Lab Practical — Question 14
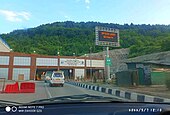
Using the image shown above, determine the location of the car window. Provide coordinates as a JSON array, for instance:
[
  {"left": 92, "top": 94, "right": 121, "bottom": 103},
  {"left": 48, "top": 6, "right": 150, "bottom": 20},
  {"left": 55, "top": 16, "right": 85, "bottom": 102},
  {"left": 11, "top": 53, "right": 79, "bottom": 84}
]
[{"left": 53, "top": 73, "right": 63, "bottom": 78}]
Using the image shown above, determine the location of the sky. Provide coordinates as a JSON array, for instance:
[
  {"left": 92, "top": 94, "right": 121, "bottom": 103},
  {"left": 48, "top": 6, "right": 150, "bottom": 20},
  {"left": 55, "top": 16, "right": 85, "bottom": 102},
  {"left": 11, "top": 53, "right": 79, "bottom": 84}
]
[{"left": 0, "top": 0, "right": 170, "bottom": 34}]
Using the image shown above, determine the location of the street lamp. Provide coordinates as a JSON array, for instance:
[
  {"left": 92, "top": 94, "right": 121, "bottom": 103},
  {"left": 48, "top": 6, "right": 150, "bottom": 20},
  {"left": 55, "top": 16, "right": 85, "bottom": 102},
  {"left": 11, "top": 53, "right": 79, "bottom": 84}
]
[
  {"left": 103, "top": 46, "right": 107, "bottom": 83},
  {"left": 57, "top": 51, "right": 60, "bottom": 71},
  {"left": 90, "top": 47, "right": 92, "bottom": 82},
  {"left": 73, "top": 53, "right": 76, "bottom": 67},
  {"left": 73, "top": 53, "right": 76, "bottom": 80},
  {"left": 73, "top": 53, "right": 75, "bottom": 56},
  {"left": 73, "top": 53, "right": 76, "bottom": 66},
  {"left": 33, "top": 50, "right": 36, "bottom": 53}
]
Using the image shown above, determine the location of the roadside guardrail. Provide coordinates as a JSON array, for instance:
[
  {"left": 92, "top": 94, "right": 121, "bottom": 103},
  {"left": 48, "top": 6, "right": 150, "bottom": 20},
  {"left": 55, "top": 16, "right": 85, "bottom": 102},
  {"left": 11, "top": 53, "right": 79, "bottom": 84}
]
[{"left": 67, "top": 81, "right": 170, "bottom": 103}]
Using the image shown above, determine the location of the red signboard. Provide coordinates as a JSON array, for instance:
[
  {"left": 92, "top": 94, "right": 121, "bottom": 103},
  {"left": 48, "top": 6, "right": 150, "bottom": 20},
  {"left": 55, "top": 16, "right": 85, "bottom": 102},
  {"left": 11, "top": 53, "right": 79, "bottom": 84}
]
[{"left": 99, "top": 31, "right": 118, "bottom": 42}]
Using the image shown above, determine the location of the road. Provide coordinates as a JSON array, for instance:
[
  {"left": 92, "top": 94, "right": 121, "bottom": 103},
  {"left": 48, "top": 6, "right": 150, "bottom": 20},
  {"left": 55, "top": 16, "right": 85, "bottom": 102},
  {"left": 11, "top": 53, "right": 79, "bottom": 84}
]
[{"left": 0, "top": 81, "right": 126, "bottom": 104}]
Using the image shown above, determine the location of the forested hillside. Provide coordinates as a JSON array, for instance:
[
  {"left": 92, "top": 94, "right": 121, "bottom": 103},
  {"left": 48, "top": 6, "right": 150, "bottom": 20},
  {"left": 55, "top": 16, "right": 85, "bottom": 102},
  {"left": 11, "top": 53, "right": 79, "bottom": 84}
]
[{"left": 1, "top": 21, "right": 170, "bottom": 57}]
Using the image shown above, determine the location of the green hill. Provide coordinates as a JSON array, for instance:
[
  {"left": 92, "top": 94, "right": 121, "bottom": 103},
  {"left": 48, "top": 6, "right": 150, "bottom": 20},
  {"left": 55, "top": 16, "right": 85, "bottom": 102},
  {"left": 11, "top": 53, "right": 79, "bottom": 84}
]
[{"left": 1, "top": 21, "right": 170, "bottom": 57}]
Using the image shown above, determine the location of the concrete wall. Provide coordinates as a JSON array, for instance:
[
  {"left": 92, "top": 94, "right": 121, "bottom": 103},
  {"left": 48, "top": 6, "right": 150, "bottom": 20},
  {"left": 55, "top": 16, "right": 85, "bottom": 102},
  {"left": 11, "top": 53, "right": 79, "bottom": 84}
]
[{"left": 13, "top": 68, "right": 30, "bottom": 80}]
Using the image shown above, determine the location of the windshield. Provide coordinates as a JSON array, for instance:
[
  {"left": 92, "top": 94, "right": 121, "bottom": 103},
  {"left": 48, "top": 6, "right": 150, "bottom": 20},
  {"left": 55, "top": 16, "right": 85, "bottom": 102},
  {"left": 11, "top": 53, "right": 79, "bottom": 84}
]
[
  {"left": 53, "top": 73, "right": 63, "bottom": 78},
  {"left": 0, "top": 0, "right": 170, "bottom": 111}
]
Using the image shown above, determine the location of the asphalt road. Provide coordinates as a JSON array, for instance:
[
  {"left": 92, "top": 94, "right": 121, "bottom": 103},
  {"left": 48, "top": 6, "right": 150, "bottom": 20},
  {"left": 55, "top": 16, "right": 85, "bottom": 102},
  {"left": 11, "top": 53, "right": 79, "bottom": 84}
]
[{"left": 0, "top": 81, "right": 126, "bottom": 104}]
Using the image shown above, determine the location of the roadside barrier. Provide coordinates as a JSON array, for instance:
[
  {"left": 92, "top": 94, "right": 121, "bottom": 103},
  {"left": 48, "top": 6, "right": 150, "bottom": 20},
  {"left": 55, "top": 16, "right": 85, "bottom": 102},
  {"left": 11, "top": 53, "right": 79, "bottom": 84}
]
[
  {"left": 67, "top": 81, "right": 170, "bottom": 103},
  {"left": 3, "top": 81, "right": 35, "bottom": 93},
  {"left": 4, "top": 82, "right": 19, "bottom": 93},
  {"left": 20, "top": 82, "right": 35, "bottom": 93}
]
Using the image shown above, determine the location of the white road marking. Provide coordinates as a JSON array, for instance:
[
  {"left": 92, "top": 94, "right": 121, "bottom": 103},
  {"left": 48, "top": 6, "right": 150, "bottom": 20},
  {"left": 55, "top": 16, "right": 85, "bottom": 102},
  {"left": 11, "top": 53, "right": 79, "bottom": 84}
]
[{"left": 44, "top": 83, "right": 52, "bottom": 98}]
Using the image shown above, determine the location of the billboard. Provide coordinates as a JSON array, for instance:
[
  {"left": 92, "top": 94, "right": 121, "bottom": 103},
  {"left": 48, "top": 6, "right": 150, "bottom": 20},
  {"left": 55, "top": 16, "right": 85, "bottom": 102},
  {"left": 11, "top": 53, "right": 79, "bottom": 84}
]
[{"left": 95, "top": 26, "right": 120, "bottom": 47}]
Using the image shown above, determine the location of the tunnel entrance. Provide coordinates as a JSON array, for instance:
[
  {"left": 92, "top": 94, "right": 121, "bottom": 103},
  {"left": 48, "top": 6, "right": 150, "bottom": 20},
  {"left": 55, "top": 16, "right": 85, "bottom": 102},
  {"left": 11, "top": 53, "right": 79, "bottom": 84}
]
[
  {"left": 35, "top": 68, "right": 58, "bottom": 80},
  {"left": 60, "top": 69, "right": 74, "bottom": 80},
  {"left": 35, "top": 68, "right": 74, "bottom": 80}
]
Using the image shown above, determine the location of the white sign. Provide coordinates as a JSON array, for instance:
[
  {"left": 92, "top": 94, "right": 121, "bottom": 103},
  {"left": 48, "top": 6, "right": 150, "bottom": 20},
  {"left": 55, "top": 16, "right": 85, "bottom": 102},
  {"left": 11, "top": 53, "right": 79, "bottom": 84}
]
[{"left": 60, "top": 58, "right": 85, "bottom": 67}]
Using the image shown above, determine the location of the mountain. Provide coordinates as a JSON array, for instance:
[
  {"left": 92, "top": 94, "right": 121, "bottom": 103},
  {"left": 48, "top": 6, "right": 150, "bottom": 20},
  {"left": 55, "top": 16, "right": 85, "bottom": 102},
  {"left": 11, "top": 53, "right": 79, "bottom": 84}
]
[{"left": 1, "top": 21, "right": 170, "bottom": 57}]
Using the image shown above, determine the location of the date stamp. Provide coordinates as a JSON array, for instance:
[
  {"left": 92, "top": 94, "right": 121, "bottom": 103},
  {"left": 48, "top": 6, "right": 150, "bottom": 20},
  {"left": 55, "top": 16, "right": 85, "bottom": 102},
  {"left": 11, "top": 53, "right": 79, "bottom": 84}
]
[{"left": 128, "top": 108, "right": 162, "bottom": 113}]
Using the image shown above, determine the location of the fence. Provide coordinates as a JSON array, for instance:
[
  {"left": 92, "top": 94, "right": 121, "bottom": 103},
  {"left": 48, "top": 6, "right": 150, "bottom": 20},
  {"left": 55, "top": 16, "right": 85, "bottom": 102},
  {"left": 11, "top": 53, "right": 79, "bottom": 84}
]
[{"left": 151, "top": 72, "right": 170, "bottom": 85}]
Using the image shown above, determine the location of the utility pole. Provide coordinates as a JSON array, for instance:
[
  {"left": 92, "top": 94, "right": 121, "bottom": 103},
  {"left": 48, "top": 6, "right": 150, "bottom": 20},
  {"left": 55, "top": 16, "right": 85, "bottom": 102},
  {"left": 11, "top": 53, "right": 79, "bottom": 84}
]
[
  {"left": 95, "top": 26, "right": 119, "bottom": 83},
  {"left": 106, "top": 46, "right": 110, "bottom": 81}
]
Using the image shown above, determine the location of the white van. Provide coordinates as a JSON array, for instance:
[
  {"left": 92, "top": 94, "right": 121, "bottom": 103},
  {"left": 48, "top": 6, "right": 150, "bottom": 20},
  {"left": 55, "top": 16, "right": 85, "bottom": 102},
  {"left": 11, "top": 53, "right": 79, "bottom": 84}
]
[{"left": 49, "top": 71, "right": 65, "bottom": 87}]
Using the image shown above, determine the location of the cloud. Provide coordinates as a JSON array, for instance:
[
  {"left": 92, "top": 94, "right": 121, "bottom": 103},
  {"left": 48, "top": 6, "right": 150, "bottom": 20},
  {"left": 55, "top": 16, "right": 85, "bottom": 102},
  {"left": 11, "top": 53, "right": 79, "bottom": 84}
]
[
  {"left": 64, "top": 15, "right": 70, "bottom": 20},
  {"left": 75, "top": 0, "right": 81, "bottom": 2},
  {"left": 0, "top": 10, "right": 31, "bottom": 22},
  {"left": 85, "top": 0, "right": 91, "bottom": 9},
  {"left": 85, "top": 0, "right": 90, "bottom": 4},
  {"left": 86, "top": 6, "right": 90, "bottom": 9},
  {"left": 76, "top": 0, "right": 91, "bottom": 9}
]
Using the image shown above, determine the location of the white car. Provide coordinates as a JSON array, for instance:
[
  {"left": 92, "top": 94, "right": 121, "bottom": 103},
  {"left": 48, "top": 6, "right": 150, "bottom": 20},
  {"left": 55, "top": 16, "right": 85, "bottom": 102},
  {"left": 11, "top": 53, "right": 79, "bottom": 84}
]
[{"left": 49, "top": 71, "right": 65, "bottom": 87}]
